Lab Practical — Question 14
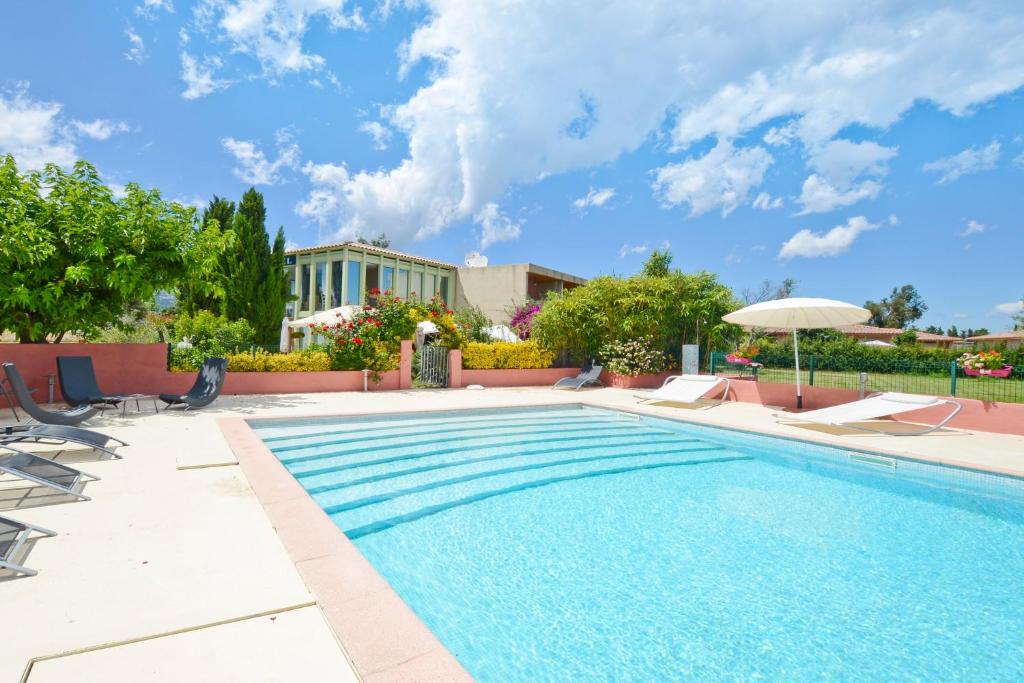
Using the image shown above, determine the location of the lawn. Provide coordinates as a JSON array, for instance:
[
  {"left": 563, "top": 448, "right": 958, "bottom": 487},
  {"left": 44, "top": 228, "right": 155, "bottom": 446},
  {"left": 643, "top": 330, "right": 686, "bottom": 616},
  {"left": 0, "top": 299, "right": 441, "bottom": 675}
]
[{"left": 723, "top": 367, "right": 1024, "bottom": 404}]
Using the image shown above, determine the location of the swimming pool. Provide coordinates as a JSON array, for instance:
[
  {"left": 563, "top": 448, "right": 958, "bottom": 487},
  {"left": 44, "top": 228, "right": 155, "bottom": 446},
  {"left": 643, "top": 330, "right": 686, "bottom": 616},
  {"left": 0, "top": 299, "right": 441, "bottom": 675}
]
[{"left": 252, "top": 405, "right": 1024, "bottom": 681}]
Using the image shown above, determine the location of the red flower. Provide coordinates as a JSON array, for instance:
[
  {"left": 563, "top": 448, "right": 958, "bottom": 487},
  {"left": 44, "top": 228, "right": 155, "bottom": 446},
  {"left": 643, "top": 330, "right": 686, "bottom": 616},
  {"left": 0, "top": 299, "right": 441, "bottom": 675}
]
[
  {"left": 446, "top": 309, "right": 453, "bottom": 315},
  {"left": 370, "top": 288, "right": 381, "bottom": 295},
  {"left": 374, "top": 320, "right": 381, "bottom": 327},
  {"left": 430, "top": 311, "right": 438, "bottom": 317},
  {"left": 354, "top": 337, "right": 363, "bottom": 345},
  {"left": 308, "top": 323, "right": 315, "bottom": 328},
  {"left": 347, "top": 322, "right": 354, "bottom": 329},
  {"left": 363, "top": 305, "right": 372, "bottom": 311}
]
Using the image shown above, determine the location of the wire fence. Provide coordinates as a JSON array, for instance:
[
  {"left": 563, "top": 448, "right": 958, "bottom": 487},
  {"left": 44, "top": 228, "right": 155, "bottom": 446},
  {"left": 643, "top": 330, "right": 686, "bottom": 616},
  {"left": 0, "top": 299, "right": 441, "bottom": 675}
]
[{"left": 710, "top": 352, "right": 1024, "bottom": 404}]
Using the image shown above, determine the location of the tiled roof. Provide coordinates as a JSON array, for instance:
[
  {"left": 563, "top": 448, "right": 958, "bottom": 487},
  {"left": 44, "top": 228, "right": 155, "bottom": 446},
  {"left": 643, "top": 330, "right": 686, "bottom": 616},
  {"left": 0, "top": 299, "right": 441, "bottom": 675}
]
[
  {"left": 285, "top": 241, "right": 457, "bottom": 269},
  {"left": 759, "top": 324, "right": 959, "bottom": 341},
  {"left": 967, "top": 330, "right": 1024, "bottom": 342}
]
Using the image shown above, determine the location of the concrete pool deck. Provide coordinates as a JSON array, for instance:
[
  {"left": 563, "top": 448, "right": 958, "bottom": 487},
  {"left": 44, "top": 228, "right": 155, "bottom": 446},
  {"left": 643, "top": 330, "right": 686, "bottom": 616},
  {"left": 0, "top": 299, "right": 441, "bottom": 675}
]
[{"left": 3, "top": 387, "right": 1024, "bottom": 681}]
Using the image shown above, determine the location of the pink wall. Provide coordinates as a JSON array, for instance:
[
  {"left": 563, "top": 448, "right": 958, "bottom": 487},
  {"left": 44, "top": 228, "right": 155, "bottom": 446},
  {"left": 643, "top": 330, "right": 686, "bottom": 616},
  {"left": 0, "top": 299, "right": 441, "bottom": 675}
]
[
  {"left": 448, "top": 349, "right": 580, "bottom": 388},
  {"left": 600, "top": 370, "right": 675, "bottom": 389},
  {"left": 0, "top": 342, "right": 412, "bottom": 398}
]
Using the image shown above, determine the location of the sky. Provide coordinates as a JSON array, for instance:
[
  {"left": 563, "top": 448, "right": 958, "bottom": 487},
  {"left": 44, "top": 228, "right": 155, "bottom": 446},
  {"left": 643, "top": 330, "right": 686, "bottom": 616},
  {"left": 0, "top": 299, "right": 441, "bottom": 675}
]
[{"left": 1, "top": 0, "right": 1022, "bottom": 332}]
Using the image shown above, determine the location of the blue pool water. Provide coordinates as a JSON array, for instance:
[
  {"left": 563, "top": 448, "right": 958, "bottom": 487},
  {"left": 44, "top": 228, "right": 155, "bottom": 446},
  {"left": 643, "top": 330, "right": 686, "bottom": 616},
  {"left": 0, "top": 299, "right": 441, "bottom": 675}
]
[{"left": 252, "top": 406, "right": 1024, "bottom": 681}]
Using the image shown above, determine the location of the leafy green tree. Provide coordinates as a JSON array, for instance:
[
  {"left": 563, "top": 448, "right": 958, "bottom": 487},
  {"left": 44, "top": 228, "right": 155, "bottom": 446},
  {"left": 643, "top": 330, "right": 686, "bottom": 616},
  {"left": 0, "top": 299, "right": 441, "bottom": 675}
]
[
  {"left": 178, "top": 196, "right": 235, "bottom": 314},
  {"left": 946, "top": 325, "right": 960, "bottom": 338},
  {"left": 1014, "top": 296, "right": 1024, "bottom": 331},
  {"left": 222, "top": 188, "right": 287, "bottom": 344},
  {"left": 922, "top": 325, "right": 944, "bottom": 335},
  {"left": 641, "top": 248, "right": 672, "bottom": 278},
  {"left": 865, "top": 285, "right": 928, "bottom": 328},
  {"left": 0, "top": 155, "right": 229, "bottom": 342},
  {"left": 357, "top": 233, "right": 391, "bottom": 248},
  {"left": 892, "top": 329, "right": 918, "bottom": 346},
  {"left": 742, "top": 278, "right": 797, "bottom": 304}
]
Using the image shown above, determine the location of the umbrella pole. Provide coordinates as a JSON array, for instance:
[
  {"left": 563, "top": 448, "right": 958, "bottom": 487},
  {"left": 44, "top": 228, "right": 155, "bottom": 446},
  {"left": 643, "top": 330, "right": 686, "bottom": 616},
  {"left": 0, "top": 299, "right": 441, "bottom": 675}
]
[{"left": 793, "top": 327, "right": 803, "bottom": 410}]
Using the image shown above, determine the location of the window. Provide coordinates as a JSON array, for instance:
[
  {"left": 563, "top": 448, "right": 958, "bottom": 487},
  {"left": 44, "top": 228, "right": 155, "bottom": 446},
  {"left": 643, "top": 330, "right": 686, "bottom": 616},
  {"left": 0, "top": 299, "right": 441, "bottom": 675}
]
[
  {"left": 382, "top": 266, "right": 394, "bottom": 294},
  {"left": 285, "top": 270, "right": 296, "bottom": 317},
  {"left": 315, "top": 262, "right": 326, "bottom": 311},
  {"left": 366, "top": 263, "right": 380, "bottom": 298},
  {"left": 412, "top": 271, "right": 424, "bottom": 301},
  {"left": 300, "top": 264, "right": 311, "bottom": 312},
  {"left": 331, "top": 261, "right": 343, "bottom": 307},
  {"left": 397, "top": 268, "right": 409, "bottom": 298},
  {"left": 425, "top": 273, "right": 436, "bottom": 301},
  {"left": 345, "top": 260, "right": 361, "bottom": 305},
  {"left": 439, "top": 274, "right": 449, "bottom": 304}
]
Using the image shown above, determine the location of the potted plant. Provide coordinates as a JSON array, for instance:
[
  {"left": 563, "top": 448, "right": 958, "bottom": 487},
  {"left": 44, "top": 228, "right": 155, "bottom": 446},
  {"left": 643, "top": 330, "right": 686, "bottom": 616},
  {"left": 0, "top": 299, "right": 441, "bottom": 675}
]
[
  {"left": 599, "top": 337, "right": 671, "bottom": 388},
  {"left": 958, "top": 350, "right": 1013, "bottom": 378},
  {"left": 726, "top": 344, "right": 759, "bottom": 365}
]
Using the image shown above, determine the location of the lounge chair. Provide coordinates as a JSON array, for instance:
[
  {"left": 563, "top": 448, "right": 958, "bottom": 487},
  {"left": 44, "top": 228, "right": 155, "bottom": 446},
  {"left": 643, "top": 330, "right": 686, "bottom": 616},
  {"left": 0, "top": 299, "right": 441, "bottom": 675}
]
[
  {"left": 56, "top": 356, "right": 132, "bottom": 413},
  {"left": 159, "top": 357, "right": 227, "bottom": 410},
  {"left": 2, "top": 363, "right": 98, "bottom": 426},
  {"left": 776, "top": 392, "right": 962, "bottom": 436},
  {"left": 1, "top": 514, "right": 56, "bottom": 576},
  {"left": 0, "top": 446, "right": 98, "bottom": 501},
  {"left": 1, "top": 377, "right": 37, "bottom": 422},
  {"left": 553, "top": 363, "right": 604, "bottom": 391},
  {"left": 2, "top": 424, "right": 127, "bottom": 459},
  {"left": 635, "top": 374, "right": 731, "bottom": 407}
]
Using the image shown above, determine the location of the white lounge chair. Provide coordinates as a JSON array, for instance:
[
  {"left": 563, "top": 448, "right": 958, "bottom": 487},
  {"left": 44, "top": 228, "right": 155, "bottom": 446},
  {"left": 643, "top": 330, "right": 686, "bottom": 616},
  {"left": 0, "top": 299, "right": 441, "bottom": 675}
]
[
  {"left": 776, "top": 392, "right": 961, "bottom": 436},
  {"left": 635, "top": 374, "right": 730, "bottom": 407}
]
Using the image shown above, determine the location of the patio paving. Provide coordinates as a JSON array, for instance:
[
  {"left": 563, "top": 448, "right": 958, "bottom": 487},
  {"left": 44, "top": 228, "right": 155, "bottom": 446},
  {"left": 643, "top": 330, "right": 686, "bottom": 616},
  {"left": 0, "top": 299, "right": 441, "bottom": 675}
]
[{"left": 3, "top": 387, "right": 1023, "bottom": 681}]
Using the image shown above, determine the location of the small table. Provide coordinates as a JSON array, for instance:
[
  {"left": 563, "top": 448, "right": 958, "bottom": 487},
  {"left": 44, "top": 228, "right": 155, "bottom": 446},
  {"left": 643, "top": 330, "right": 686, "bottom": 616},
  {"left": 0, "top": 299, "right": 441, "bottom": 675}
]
[{"left": 101, "top": 394, "right": 160, "bottom": 416}]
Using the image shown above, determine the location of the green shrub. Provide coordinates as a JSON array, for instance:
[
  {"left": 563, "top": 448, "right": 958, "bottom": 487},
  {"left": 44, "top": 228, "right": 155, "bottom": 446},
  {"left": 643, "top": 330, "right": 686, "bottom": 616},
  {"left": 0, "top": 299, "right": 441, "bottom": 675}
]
[
  {"left": 170, "top": 310, "right": 256, "bottom": 370},
  {"left": 462, "top": 341, "right": 555, "bottom": 369},
  {"left": 453, "top": 305, "right": 493, "bottom": 343},
  {"left": 226, "top": 349, "right": 330, "bottom": 372},
  {"left": 599, "top": 337, "right": 667, "bottom": 376}
]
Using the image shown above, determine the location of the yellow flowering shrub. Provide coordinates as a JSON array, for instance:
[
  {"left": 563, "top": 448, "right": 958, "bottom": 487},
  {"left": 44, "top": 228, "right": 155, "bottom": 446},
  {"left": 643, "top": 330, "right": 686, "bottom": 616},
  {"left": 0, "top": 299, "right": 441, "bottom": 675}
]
[
  {"left": 226, "top": 349, "right": 331, "bottom": 372},
  {"left": 461, "top": 341, "right": 555, "bottom": 369}
]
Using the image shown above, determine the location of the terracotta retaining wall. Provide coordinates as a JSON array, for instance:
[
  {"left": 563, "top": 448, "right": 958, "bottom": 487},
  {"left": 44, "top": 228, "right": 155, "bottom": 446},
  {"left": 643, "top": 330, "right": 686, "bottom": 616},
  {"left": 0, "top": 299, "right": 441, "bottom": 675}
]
[
  {"left": 447, "top": 349, "right": 580, "bottom": 388},
  {"left": 600, "top": 370, "right": 675, "bottom": 389},
  {"left": 0, "top": 341, "right": 413, "bottom": 398}
]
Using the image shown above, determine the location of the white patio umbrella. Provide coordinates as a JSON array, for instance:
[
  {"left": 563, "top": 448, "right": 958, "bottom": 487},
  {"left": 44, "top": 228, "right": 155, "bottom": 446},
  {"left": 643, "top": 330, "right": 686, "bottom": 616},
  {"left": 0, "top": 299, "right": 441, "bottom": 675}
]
[
  {"left": 287, "top": 305, "right": 359, "bottom": 328},
  {"left": 279, "top": 317, "right": 291, "bottom": 353},
  {"left": 860, "top": 339, "right": 895, "bottom": 347},
  {"left": 722, "top": 297, "right": 870, "bottom": 409}
]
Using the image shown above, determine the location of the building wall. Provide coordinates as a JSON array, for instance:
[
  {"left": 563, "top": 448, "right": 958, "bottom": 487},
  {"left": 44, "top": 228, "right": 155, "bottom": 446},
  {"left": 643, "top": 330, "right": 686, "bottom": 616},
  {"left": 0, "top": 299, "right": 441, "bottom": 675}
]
[
  {"left": 454, "top": 264, "right": 530, "bottom": 322},
  {"left": 284, "top": 245, "right": 455, "bottom": 318}
]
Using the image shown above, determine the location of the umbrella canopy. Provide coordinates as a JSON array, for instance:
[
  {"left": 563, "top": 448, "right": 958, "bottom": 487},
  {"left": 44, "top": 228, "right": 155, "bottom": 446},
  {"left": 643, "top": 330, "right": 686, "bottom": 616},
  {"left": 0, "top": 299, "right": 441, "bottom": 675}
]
[
  {"left": 288, "top": 305, "right": 359, "bottom": 328},
  {"left": 279, "top": 317, "right": 291, "bottom": 353},
  {"left": 723, "top": 298, "right": 869, "bottom": 409},
  {"left": 860, "top": 339, "right": 895, "bottom": 347},
  {"left": 483, "top": 324, "right": 519, "bottom": 342}
]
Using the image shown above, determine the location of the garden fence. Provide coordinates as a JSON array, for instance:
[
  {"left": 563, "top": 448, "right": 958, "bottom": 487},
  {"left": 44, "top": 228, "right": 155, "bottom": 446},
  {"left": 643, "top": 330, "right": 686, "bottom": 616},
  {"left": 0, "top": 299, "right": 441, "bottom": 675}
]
[{"left": 710, "top": 352, "right": 1024, "bottom": 404}]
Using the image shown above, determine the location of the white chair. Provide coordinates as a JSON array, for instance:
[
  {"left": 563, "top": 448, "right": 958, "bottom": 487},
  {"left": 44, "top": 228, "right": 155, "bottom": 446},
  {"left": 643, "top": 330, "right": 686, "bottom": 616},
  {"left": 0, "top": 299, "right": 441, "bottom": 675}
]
[
  {"left": 776, "top": 392, "right": 961, "bottom": 436},
  {"left": 635, "top": 374, "right": 730, "bottom": 407}
]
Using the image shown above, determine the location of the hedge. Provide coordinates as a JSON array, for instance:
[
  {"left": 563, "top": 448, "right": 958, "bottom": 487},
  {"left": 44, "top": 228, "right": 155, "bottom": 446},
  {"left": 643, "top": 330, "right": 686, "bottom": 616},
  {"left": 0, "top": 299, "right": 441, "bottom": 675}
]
[
  {"left": 225, "top": 349, "right": 331, "bottom": 372},
  {"left": 462, "top": 341, "right": 555, "bottom": 369}
]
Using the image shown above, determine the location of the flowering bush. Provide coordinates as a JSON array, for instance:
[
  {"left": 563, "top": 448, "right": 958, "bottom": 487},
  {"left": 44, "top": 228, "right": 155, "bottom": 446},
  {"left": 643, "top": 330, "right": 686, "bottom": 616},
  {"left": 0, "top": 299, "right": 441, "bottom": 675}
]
[
  {"left": 734, "top": 344, "right": 760, "bottom": 359},
  {"left": 421, "top": 295, "right": 466, "bottom": 348},
  {"left": 599, "top": 337, "right": 667, "bottom": 376},
  {"left": 509, "top": 301, "right": 541, "bottom": 340},
  {"left": 958, "top": 350, "right": 1007, "bottom": 371},
  {"left": 311, "top": 290, "right": 419, "bottom": 377},
  {"left": 226, "top": 349, "right": 330, "bottom": 372}
]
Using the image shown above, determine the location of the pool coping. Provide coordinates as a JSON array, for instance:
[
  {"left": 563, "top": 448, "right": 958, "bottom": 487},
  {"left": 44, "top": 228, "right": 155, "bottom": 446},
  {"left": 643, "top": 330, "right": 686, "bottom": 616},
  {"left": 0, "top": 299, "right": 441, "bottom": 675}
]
[{"left": 218, "top": 398, "right": 1024, "bottom": 682}]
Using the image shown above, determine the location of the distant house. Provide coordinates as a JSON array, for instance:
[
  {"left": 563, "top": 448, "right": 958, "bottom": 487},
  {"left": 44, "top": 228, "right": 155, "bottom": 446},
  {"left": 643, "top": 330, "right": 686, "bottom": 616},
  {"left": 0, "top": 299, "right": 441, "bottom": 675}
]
[
  {"left": 455, "top": 263, "right": 585, "bottom": 322},
  {"left": 759, "top": 324, "right": 961, "bottom": 349},
  {"left": 966, "top": 330, "right": 1024, "bottom": 349}
]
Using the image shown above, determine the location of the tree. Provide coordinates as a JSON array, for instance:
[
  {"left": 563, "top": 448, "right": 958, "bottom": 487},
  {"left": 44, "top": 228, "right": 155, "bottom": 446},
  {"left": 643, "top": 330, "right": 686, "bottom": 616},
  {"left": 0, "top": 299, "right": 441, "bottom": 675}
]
[
  {"left": 1014, "top": 296, "right": 1024, "bottom": 331},
  {"left": 864, "top": 285, "right": 927, "bottom": 328},
  {"left": 922, "top": 325, "right": 944, "bottom": 335},
  {"left": 946, "top": 325, "right": 961, "bottom": 338},
  {"left": 641, "top": 248, "right": 672, "bottom": 278},
  {"left": 742, "top": 278, "right": 797, "bottom": 305},
  {"left": 0, "top": 156, "right": 229, "bottom": 342},
  {"left": 222, "top": 188, "right": 287, "bottom": 344},
  {"left": 178, "top": 196, "right": 235, "bottom": 314},
  {"left": 357, "top": 233, "right": 391, "bottom": 248}
]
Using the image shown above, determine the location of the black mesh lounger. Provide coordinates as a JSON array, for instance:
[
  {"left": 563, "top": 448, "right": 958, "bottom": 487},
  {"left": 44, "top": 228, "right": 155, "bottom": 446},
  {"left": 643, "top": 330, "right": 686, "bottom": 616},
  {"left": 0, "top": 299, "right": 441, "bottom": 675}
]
[
  {"left": 56, "top": 356, "right": 132, "bottom": 413},
  {"left": 0, "top": 514, "right": 56, "bottom": 576},
  {"left": 159, "top": 357, "right": 227, "bottom": 410},
  {"left": 2, "top": 424, "right": 128, "bottom": 459},
  {"left": 0, "top": 446, "right": 98, "bottom": 501},
  {"left": 2, "top": 363, "right": 98, "bottom": 426}
]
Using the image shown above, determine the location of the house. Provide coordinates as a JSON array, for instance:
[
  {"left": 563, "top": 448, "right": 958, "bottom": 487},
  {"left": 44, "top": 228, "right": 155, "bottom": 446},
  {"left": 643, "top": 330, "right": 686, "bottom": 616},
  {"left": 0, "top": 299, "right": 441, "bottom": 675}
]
[
  {"left": 284, "top": 242, "right": 457, "bottom": 319},
  {"left": 454, "top": 263, "right": 585, "bottom": 322},
  {"left": 759, "top": 324, "right": 961, "bottom": 348},
  {"left": 967, "top": 330, "right": 1024, "bottom": 349}
]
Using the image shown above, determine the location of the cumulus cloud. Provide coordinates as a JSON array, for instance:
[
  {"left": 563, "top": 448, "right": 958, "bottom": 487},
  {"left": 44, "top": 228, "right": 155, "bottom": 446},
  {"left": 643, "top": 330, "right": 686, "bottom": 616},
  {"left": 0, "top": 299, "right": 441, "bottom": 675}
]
[
  {"left": 180, "top": 52, "right": 230, "bottom": 99},
  {"left": 136, "top": 0, "right": 174, "bottom": 19},
  {"left": 71, "top": 119, "right": 130, "bottom": 140},
  {"left": 221, "top": 129, "right": 300, "bottom": 185},
  {"left": 474, "top": 203, "right": 522, "bottom": 250},
  {"left": 796, "top": 139, "right": 896, "bottom": 213},
  {"left": 0, "top": 84, "right": 77, "bottom": 169},
  {"left": 618, "top": 243, "right": 648, "bottom": 259},
  {"left": 573, "top": 186, "right": 615, "bottom": 210},
  {"left": 958, "top": 219, "right": 984, "bottom": 237},
  {"left": 778, "top": 216, "right": 879, "bottom": 260},
  {"left": 752, "top": 191, "right": 782, "bottom": 210},
  {"left": 653, "top": 140, "right": 772, "bottom": 217},
  {"left": 359, "top": 121, "right": 393, "bottom": 150},
  {"left": 888, "top": 213, "right": 899, "bottom": 225},
  {"left": 992, "top": 300, "right": 1024, "bottom": 316},
  {"left": 125, "top": 27, "right": 146, "bottom": 63},
  {"left": 291, "top": 2, "right": 1024, "bottom": 244},
  {"left": 922, "top": 141, "right": 1000, "bottom": 184}
]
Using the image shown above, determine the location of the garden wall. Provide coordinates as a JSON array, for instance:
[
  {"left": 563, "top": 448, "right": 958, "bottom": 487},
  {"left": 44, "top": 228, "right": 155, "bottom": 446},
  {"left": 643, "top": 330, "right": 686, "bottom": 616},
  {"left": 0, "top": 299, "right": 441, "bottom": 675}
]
[
  {"left": 447, "top": 349, "right": 580, "bottom": 388},
  {"left": 0, "top": 341, "right": 412, "bottom": 399}
]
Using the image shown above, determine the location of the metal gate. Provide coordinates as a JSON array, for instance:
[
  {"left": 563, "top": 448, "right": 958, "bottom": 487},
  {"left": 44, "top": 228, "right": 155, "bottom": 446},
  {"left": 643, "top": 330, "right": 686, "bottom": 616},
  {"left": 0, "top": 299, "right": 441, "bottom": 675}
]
[{"left": 418, "top": 345, "right": 449, "bottom": 387}]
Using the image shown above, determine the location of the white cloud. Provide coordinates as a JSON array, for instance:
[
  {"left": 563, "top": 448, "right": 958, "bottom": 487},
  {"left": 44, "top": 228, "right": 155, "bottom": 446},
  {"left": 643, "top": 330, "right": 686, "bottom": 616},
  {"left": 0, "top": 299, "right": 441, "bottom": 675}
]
[
  {"left": 653, "top": 140, "right": 773, "bottom": 217},
  {"left": 1015, "top": 151, "right": 1024, "bottom": 167},
  {"left": 125, "top": 27, "right": 146, "bottom": 63},
  {"left": 296, "top": 161, "right": 351, "bottom": 227},
  {"left": 618, "top": 243, "right": 648, "bottom": 259},
  {"left": 573, "top": 186, "right": 615, "bottom": 210},
  {"left": 888, "top": 213, "right": 899, "bottom": 225},
  {"left": 180, "top": 52, "right": 230, "bottom": 99},
  {"left": 194, "top": 0, "right": 364, "bottom": 80},
  {"left": 752, "top": 191, "right": 782, "bottom": 210},
  {"left": 0, "top": 84, "right": 77, "bottom": 169},
  {"left": 474, "top": 203, "right": 521, "bottom": 250},
  {"left": 71, "top": 119, "right": 130, "bottom": 141},
  {"left": 763, "top": 122, "right": 797, "bottom": 147},
  {"left": 136, "top": 0, "right": 174, "bottom": 19},
  {"left": 221, "top": 129, "right": 300, "bottom": 185},
  {"left": 778, "top": 215, "right": 879, "bottom": 260},
  {"left": 796, "top": 139, "right": 895, "bottom": 213},
  {"left": 952, "top": 313, "right": 968, "bottom": 320},
  {"left": 359, "top": 121, "right": 393, "bottom": 150},
  {"left": 922, "top": 141, "right": 1000, "bottom": 184},
  {"left": 992, "top": 300, "right": 1024, "bottom": 316},
  {"left": 959, "top": 219, "right": 985, "bottom": 237},
  {"left": 295, "top": 2, "right": 1024, "bottom": 243},
  {"left": 797, "top": 175, "right": 883, "bottom": 215}
]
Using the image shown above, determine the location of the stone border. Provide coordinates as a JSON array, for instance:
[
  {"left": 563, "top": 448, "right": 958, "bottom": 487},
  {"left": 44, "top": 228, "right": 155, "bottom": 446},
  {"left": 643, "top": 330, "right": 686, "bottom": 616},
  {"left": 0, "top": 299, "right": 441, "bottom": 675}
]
[{"left": 218, "top": 417, "right": 473, "bottom": 683}]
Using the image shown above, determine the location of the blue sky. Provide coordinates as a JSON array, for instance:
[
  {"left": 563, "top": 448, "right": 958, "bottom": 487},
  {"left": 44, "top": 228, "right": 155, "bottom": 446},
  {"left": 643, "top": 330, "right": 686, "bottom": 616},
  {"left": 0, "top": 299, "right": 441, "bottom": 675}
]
[{"left": 2, "top": 1, "right": 1022, "bottom": 331}]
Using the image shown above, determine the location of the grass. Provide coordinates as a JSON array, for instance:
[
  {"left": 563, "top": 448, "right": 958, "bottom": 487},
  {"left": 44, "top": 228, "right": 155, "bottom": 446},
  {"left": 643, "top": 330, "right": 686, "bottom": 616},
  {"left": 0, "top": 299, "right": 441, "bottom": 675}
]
[{"left": 721, "top": 367, "right": 1024, "bottom": 404}]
